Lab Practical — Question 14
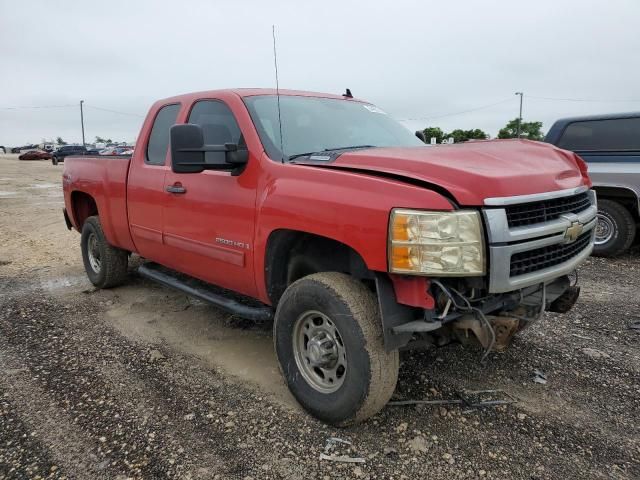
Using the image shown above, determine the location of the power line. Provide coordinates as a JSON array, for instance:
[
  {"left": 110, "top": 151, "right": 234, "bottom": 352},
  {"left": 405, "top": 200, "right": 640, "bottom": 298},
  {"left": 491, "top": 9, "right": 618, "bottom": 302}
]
[
  {"left": 527, "top": 95, "right": 640, "bottom": 103},
  {"left": 398, "top": 97, "right": 514, "bottom": 122},
  {"left": 0, "top": 104, "right": 145, "bottom": 116},
  {"left": 0, "top": 104, "right": 76, "bottom": 110},
  {"left": 84, "top": 105, "right": 145, "bottom": 118}
]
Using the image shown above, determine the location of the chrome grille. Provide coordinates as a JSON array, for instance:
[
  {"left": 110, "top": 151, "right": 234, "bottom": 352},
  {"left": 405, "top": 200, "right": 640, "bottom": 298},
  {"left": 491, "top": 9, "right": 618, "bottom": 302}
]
[
  {"left": 505, "top": 192, "right": 592, "bottom": 228},
  {"left": 509, "top": 231, "right": 592, "bottom": 277},
  {"left": 483, "top": 188, "right": 597, "bottom": 293}
]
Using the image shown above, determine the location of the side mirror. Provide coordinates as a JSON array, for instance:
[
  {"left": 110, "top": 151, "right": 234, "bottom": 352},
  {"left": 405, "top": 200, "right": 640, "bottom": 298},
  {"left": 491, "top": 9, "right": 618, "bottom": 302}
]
[
  {"left": 170, "top": 123, "right": 248, "bottom": 174},
  {"left": 415, "top": 130, "right": 426, "bottom": 143}
]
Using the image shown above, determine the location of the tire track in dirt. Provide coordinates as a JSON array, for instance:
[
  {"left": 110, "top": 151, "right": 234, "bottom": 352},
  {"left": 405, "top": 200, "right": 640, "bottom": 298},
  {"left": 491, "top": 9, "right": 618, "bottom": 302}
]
[
  {"left": 0, "top": 293, "right": 216, "bottom": 478},
  {"left": 0, "top": 385, "right": 63, "bottom": 480},
  {"left": 0, "top": 346, "right": 114, "bottom": 479}
]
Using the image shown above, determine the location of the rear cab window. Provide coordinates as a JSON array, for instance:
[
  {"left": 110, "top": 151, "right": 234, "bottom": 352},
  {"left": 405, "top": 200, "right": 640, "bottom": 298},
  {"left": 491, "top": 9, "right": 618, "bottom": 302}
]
[
  {"left": 146, "top": 103, "right": 181, "bottom": 165},
  {"left": 558, "top": 117, "right": 640, "bottom": 151}
]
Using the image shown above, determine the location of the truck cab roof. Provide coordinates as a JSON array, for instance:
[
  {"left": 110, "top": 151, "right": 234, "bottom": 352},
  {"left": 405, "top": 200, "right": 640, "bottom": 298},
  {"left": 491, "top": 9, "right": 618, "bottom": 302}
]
[
  {"left": 545, "top": 111, "right": 640, "bottom": 144},
  {"left": 157, "top": 88, "right": 366, "bottom": 105}
]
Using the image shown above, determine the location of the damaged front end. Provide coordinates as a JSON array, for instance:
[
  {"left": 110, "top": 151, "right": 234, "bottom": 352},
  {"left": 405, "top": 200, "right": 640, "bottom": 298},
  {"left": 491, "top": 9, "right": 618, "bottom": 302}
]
[
  {"left": 444, "top": 276, "right": 580, "bottom": 357},
  {"left": 376, "top": 271, "right": 581, "bottom": 358},
  {"left": 378, "top": 187, "right": 595, "bottom": 358}
]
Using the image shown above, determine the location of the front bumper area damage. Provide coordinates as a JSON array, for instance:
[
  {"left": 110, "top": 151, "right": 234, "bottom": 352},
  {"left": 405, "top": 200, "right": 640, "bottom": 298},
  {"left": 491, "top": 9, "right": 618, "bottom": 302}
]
[
  {"left": 376, "top": 270, "right": 580, "bottom": 356},
  {"left": 377, "top": 187, "right": 594, "bottom": 356}
]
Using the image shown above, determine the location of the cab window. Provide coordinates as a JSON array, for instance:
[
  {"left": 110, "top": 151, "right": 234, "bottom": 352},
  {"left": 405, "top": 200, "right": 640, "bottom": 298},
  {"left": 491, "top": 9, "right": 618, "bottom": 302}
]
[
  {"left": 146, "top": 103, "right": 180, "bottom": 165},
  {"left": 558, "top": 117, "right": 640, "bottom": 151}
]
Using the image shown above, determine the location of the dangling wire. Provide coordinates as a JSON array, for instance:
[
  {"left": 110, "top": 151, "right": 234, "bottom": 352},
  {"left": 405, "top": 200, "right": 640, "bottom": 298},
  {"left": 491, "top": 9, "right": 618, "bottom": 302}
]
[{"left": 431, "top": 280, "right": 496, "bottom": 363}]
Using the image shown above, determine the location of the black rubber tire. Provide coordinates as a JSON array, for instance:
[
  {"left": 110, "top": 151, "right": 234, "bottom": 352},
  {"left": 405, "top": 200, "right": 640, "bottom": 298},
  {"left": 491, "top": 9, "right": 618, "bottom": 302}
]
[
  {"left": 593, "top": 199, "right": 636, "bottom": 257},
  {"left": 80, "top": 216, "right": 128, "bottom": 288},
  {"left": 52, "top": 157, "right": 58, "bottom": 165},
  {"left": 274, "top": 272, "right": 399, "bottom": 426}
]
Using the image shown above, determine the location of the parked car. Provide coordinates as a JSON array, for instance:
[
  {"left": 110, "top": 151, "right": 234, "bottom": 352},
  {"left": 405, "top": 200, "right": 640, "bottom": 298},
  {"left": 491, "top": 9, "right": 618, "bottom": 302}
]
[
  {"left": 52, "top": 145, "right": 87, "bottom": 165},
  {"left": 545, "top": 112, "right": 640, "bottom": 256},
  {"left": 19, "top": 150, "right": 53, "bottom": 160},
  {"left": 98, "top": 147, "right": 116, "bottom": 155},
  {"left": 62, "top": 88, "right": 595, "bottom": 426},
  {"left": 114, "top": 147, "right": 134, "bottom": 155},
  {"left": 12, "top": 144, "right": 38, "bottom": 153},
  {"left": 0, "top": 146, "right": 5, "bottom": 154}
]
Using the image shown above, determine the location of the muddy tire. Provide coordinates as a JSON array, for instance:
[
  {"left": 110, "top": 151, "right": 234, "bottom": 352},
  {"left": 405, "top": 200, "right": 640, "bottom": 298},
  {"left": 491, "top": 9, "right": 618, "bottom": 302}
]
[
  {"left": 80, "top": 216, "right": 128, "bottom": 288},
  {"left": 593, "top": 199, "right": 636, "bottom": 257},
  {"left": 273, "top": 272, "right": 399, "bottom": 426}
]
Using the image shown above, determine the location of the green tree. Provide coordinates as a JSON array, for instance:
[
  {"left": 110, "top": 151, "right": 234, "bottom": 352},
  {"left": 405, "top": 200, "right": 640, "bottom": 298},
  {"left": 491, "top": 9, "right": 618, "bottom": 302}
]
[
  {"left": 498, "top": 119, "right": 544, "bottom": 140},
  {"left": 55, "top": 136, "right": 67, "bottom": 145},
  {"left": 447, "top": 128, "right": 489, "bottom": 143},
  {"left": 422, "top": 127, "right": 445, "bottom": 144},
  {"left": 95, "top": 136, "right": 113, "bottom": 144}
]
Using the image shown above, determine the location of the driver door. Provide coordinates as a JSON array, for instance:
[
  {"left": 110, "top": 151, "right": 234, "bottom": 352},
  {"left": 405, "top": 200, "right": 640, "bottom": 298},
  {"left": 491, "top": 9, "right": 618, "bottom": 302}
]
[{"left": 161, "top": 99, "right": 259, "bottom": 298}]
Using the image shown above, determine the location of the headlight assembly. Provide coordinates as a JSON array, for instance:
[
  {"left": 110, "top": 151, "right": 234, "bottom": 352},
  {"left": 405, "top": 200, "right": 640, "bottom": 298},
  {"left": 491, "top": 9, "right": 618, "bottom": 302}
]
[{"left": 389, "top": 209, "right": 485, "bottom": 276}]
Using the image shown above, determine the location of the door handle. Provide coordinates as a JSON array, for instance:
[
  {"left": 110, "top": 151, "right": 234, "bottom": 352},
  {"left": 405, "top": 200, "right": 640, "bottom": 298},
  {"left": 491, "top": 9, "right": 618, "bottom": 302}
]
[{"left": 166, "top": 183, "right": 186, "bottom": 194}]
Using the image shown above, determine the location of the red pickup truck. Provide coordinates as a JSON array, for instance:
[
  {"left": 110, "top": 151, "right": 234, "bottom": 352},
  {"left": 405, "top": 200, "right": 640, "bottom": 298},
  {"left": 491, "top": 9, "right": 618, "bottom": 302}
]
[{"left": 62, "top": 89, "right": 596, "bottom": 426}]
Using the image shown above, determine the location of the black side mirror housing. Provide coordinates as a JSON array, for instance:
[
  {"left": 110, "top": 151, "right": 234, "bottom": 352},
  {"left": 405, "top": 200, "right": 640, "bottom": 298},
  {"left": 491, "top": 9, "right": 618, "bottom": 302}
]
[
  {"left": 170, "top": 123, "right": 248, "bottom": 174},
  {"left": 415, "top": 130, "right": 426, "bottom": 143}
]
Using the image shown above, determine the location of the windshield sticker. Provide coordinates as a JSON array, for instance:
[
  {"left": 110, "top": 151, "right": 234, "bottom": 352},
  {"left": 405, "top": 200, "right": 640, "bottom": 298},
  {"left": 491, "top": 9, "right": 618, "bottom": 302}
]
[{"left": 363, "top": 104, "right": 387, "bottom": 114}]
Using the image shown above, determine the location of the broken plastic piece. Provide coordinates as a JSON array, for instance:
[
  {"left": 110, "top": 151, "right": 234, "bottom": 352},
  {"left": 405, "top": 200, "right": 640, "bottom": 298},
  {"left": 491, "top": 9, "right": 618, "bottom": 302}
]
[
  {"left": 532, "top": 369, "right": 547, "bottom": 384},
  {"left": 319, "top": 453, "right": 365, "bottom": 464}
]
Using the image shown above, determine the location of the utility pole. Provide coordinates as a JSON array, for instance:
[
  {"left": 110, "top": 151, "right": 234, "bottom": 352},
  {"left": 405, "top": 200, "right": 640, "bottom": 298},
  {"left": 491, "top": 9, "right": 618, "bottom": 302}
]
[
  {"left": 79, "top": 100, "right": 86, "bottom": 146},
  {"left": 515, "top": 92, "right": 523, "bottom": 138}
]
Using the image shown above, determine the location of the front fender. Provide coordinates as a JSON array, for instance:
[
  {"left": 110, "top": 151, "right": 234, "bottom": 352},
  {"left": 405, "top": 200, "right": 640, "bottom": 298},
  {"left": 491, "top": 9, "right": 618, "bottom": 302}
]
[{"left": 253, "top": 159, "right": 454, "bottom": 302}]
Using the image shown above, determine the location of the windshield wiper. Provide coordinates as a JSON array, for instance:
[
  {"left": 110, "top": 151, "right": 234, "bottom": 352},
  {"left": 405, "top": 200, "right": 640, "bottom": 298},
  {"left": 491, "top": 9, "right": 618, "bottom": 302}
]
[{"left": 288, "top": 145, "right": 375, "bottom": 161}]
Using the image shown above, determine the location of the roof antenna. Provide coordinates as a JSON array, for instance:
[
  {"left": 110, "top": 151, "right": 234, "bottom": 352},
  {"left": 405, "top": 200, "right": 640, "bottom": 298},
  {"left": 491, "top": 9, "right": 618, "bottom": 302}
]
[
  {"left": 343, "top": 88, "right": 353, "bottom": 98},
  {"left": 272, "top": 25, "right": 284, "bottom": 163}
]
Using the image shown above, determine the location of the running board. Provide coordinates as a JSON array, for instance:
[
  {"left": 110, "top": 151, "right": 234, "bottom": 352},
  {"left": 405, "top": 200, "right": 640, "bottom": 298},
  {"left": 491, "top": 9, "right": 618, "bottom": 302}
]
[{"left": 138, "top": 263, "right": 273, "bottom": 322}]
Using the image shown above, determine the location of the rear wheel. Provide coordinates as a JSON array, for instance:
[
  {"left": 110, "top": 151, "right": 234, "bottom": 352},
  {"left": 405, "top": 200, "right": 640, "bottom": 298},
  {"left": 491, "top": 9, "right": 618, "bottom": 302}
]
[
  {"left": 81, "top": 216, "right": 128, "bottom": 288},
  {"left": 593, "top": 199, "right": 636, "bottom": 257},
  {"left": 274, "top": 272, "right": 398, "bottom": 426},
  {"left": 52, "top": 157, "right": 58, "bottom": 165}
]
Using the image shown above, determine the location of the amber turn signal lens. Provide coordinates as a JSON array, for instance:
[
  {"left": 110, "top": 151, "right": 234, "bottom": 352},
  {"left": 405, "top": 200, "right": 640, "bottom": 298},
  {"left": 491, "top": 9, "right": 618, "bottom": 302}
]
[
  {"left": 391, "top": 214, "right": 410, "bottom": 242},
  {"left": 391, "top": 245, "right": 412, "bottom": 270}
]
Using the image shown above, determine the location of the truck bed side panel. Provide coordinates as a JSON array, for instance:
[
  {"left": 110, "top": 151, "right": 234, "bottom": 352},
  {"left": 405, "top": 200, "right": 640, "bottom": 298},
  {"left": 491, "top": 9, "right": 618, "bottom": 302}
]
[{"left": 63, "top": 156, "right": 136, "bottom": 252}]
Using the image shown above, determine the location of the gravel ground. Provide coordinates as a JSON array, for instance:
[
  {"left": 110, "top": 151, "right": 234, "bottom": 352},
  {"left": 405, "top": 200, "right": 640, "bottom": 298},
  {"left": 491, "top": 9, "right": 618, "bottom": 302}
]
[{"left": 0, "top": 155, "right": 638, "bottom": 479}]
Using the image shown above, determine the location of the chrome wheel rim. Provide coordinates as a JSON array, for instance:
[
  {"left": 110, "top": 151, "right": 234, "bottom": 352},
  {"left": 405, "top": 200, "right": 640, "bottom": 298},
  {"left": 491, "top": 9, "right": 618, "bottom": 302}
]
[
  {"left": 292, "top": 310, "right": 347, "bottom": 393},
  {"left": 87, "top": 233, "right": 101, "bottom": 273},
  {"left": 594, "top": 213, "right": 614, "bottom": 245}
]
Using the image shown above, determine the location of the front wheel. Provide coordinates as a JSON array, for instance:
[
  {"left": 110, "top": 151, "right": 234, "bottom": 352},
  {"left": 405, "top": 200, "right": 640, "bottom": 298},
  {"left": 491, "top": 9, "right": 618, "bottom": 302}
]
[
  {"left": 593, "top": 199, "right": 636, "bottom": 257},
  {"left": 274, "top": 272, "right": 399, "bottom": 426},
  {"left": 81, "top": 216, "right": 128, "bottom": 288}
]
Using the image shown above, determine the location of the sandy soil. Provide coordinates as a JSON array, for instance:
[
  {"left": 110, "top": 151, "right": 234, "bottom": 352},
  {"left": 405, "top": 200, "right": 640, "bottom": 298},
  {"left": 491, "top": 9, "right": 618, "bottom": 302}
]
[{"left": 0, "top": 154, "right": 638, "bottom": 479}]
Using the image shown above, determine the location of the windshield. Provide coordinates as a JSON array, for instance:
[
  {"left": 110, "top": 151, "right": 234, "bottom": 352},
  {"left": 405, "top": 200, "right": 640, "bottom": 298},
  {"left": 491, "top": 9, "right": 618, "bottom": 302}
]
[{"left": 243, "top": 95, "right": 423, "bottom": 161}]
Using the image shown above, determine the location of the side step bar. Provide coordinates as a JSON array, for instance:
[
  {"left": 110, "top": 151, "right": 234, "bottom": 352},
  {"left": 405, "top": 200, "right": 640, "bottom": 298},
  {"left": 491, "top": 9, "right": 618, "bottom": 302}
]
[{"left": 138, "top": 263, "right": 273, "bottom": 322}]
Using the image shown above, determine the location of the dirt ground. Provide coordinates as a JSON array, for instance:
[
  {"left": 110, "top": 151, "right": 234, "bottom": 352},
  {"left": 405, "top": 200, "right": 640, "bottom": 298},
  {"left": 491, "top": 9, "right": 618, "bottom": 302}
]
[{"left": 0, "top": 154, "right": 638, "bottom": 480}]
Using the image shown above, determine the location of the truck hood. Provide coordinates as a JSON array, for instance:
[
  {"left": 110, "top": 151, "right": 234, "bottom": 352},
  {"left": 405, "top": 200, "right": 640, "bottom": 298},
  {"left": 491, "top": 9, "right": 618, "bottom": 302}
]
[{"left": 296, "top": 139, "right": 587, "bottom": 206}]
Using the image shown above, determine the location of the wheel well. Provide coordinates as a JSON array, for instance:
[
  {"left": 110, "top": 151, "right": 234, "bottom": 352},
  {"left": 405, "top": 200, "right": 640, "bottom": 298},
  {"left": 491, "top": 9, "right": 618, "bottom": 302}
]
[
  {"left": 593, "top": 186, "right": 639, "bottom": 217},
  {"left": 265, "top": 230, "right": 373, "bottom": 305},
  {"left": 71, "top": 191, "right": 98, "bottom": 229}
]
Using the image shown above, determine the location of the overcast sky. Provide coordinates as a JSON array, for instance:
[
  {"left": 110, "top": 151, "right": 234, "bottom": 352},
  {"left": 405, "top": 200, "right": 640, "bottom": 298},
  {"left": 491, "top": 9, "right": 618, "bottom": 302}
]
[{"left": 1, "top": 0, "right": 639, "bottom": 146}]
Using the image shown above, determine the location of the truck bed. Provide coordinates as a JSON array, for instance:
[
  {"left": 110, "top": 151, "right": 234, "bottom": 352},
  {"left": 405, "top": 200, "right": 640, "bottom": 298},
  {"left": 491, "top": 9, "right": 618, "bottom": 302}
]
[{"left": 63, "top": 155, "right": 136, "bottom": 251}]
